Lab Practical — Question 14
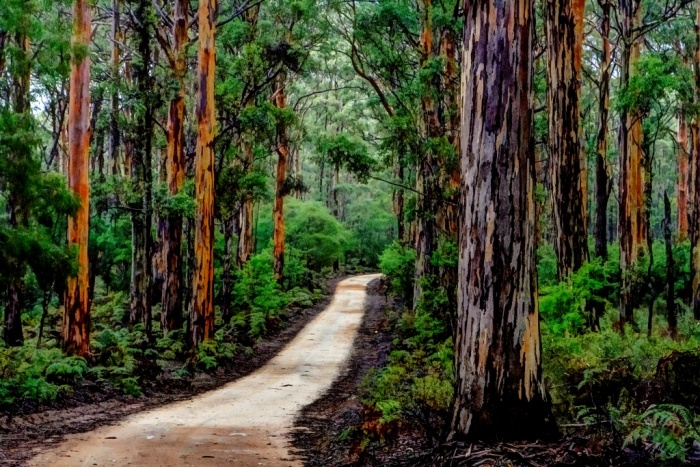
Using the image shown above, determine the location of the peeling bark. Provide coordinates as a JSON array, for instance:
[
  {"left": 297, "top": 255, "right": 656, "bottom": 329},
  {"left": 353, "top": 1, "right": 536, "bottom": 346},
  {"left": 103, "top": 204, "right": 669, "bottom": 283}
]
[
  {"left": 64, "top": 0, "right": 92, "bottom": 357},
  {"left": 691, "top": 6, "right": 700, "bottom": 320},
  {"left": 678, "top": 110, "right": 689, "bottom": 240},
  {"left": 273, "top": 72, "right": 289, "bottom": 283},
  {"left": 159, "top": 0, "right": 188, "bottom": 333},
  {"left": 618, "top": 0, "right": 646, "bottom": 327},
  {"left": 546, "top": 0, "right": 589, "bottom": 279},
  {"left": 451, "top": 0, "right": 553, "bottom": 440},
  {"left": 190, "top": 0, "right": 216, "bottom": 346}
]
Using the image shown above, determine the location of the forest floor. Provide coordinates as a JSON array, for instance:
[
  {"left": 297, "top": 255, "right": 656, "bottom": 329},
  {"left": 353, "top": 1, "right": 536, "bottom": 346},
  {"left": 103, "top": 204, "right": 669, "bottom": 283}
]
[
  {"left": 18, "top": 274, "right": 380, "bottom": 466},
  {"left": 0, "top": 274, "right": 375, "bottom": 466}
]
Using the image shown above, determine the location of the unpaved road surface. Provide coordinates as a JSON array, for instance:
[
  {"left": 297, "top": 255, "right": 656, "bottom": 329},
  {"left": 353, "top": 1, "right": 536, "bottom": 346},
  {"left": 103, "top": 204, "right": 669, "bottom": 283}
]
[{"left": 28, "top": 274, "right": 380, "bottom": 467}]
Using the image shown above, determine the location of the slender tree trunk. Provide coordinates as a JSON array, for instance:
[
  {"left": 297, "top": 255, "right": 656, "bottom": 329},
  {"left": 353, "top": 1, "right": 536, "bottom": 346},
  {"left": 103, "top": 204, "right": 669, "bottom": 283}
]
[
  {"left": 413, "top": 0, "right": 440, "bottom": 310},
  {"left": 678, "top": 111, "right": 689, "bottom": 240},
  {"left": 663, "top": 191, "right": 677, "bottom": 338},
  {"left": 64, "top": 0, "right": 92, "bottom": 357},
  {"left": 190, "top": 0, "right": 216, "bottom": 346},
  {"left": 3, "top": 30, "right": 31, "bottom": 347},
  {"left": 690, "top": 5, "right": 700, "bottom": 320},
  {"left": 222, "top": 214, "right": 235, "bottom": 323},
  {"left": 595, "top": 0, "right": 612, "bottom": 260},
  {"left": 237, "top": 132, "right": 255, "bottom": 268},
  {"left": 109, "top": 0, "right": 120, "bottom": 176},
  {"left": 273, "top": 71, "right": 289, "bottom": 283},
  {"left": 129, "top": 0, "right": 154, "bottom": 337},
  {"left": 546, "top": 0, "right": 589, "bottom": 279},
  {"left": 619, "top": 0, "right": 646, "bottom": 327},
  {"left": 451, "top": 0, "right": 553, "bottom": 440},
  {"left": 159, "top": 0, "right": 188, "bottom": 333}
]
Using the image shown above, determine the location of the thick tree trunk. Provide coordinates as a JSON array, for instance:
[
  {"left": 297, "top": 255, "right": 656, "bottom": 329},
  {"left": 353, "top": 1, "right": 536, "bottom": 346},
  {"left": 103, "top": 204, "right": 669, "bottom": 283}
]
[
  {"left": 129, "top": 0, "right": 154, "bottom": 337},
  {"left": 451, "top": 0, "right": 553, "bottom": 440},
  {"left": 594, "top": 0, "right": 611, "bottom": 260},
  {"left": 190, "top": 0, "right": 216, "bottom": 346},
  {"left": 546, "top": 0, "right": 589, "bottom": 279},
  {"left": 691, "top": 6, "right": 700, "bottom": 320},
  {"left": 273, "top": 72, "right": 289, "bottom": 283},
  {"left": 64, "top": 0, "right": 92, "bottom": 357},
  {"left": 159, "top": 0, "right": 188, "bottom": 333},
  {"left": 678, "top": 111, "right": 689, "bottom": 240},
  {"left": 619, "top": 0, "right": 646, "bottom": 327}
]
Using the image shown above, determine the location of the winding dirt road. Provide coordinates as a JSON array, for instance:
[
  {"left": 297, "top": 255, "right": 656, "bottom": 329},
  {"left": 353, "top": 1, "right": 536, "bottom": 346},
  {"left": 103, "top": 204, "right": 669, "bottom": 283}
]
[{"left": 28, "top": 274, "right": 380, "bottom": 467}]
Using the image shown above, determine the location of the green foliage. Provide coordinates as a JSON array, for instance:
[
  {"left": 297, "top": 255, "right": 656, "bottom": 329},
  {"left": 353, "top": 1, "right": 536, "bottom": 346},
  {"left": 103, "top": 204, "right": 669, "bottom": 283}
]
[
  {"left": 0, "top": 346, "right": 70, "bottom": 408},
  {"left": 232, "top": 249, "right": 289, "bottom": 338},
  {"left": 625, "top": 404, "right": 700, "bottom": 463},
  {"left": 379, "top": 241, "right": 416, "bottom": 302}
]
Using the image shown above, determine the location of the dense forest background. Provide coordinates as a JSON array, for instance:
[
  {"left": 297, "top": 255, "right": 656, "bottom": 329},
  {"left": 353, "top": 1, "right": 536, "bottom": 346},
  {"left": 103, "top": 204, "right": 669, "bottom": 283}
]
[{"left": 3, "top": 0, "right": 700, "bottom": 463}]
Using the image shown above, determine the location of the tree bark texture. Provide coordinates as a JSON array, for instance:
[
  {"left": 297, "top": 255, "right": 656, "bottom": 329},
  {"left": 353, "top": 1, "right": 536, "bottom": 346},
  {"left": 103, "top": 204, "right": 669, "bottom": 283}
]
[
  {"left": 413, "top": 0, "right": 440, "bottom": 310},
  {"left": 159, "top": 0, "right": 188, "bottom": 333},
  {"left": 451, "top": 0, "right": 552, "bottom": 440},
  {"left": 190, "top": 0, "right": 216, "bottom": 346},
  {"left": 691, "top": 5, "right": 700, "bottom": 320},
  {"left": 618, "top": 0, "right": 646, "bottom": 326},
  {"left": 64, "top": 0, "right": 92, "bottom": 357},
  {"left": 129, "top": 0, "right": 154, "bottom": 337},
  {"left": 273, "top": 71, "right": 289, "bottom": 283},
  {"left": 546, "top": 0, "right": 589, "bottom": 279}
]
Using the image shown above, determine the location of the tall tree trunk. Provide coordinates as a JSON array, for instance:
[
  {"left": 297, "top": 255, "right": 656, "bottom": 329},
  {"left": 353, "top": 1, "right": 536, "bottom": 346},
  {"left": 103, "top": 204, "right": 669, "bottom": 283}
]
[
  {"left": 159, "top": 0, "right": 188, "bottom": 333},
  {"left": 618, "top": 0, "right": 646, "bottom": 327},
  {"left": 594, "top": 0, "right": 611, "bottom": 260},
  {"left": 273, "top": 71, "right": 289, "bottom": 282},
  {"left": 413, "top": 0, "right": 440, "bottom": 310},
  {"left": 451, "top": 0, "right": 553, "bottom": 440},
  {"left": 678, "top": 111, "right": 689, "bottom": 240},
  {"left": 691, "top": 5, "right": 700, "bottom": 320},
  {"left": 64, "top": 0, "right": 92, "bottom": 357},
  {"left": 109, "top": 0, "right": 121, "bottom": 176},
  {"left": 546, "top": 0, "right": 589, "bottom": 279},
  {"left": 663, "top": 191, "right": 677, "bottom": 338},
  {"left": 190, "top": 0, "right": 216, "bottom": 346},
  {"left": 129, "top": 0, "right": 154, "bottom": 337},
  {"left": 4, "top": 30, "right": 31, "bottom": 347}
]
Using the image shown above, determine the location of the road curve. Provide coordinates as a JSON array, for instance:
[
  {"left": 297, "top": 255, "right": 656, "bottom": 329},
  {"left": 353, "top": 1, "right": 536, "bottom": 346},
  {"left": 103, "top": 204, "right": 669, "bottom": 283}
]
[{"left": 28, "top": 274, "right": 381, "bottom": 467}]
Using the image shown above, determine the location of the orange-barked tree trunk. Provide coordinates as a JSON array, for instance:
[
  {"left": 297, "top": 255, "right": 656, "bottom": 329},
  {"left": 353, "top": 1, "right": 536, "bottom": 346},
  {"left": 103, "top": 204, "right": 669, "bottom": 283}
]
[
  {"left": 451, "top": 0, "right": 554, "bottom": 440},
  {"left": 273, "top": 71, "right": 289, "bottom": 282},
  {"left": 546, "top": 0, "right": 590, "bottom": 279},
  {"left": 618, "top": 0, "right": 646, "bottom": 327},
  {"left": 190, "top": 0, "right": 216, "bottom": 346},
  {"left": 64, "top": 0, "right": 92, "bottom": 357},
  {"left": 690, "top": 5, "right": 700, "bottom": 320},
  {"left": 159, "top": 0, "right": 188, "bottom": 333}
]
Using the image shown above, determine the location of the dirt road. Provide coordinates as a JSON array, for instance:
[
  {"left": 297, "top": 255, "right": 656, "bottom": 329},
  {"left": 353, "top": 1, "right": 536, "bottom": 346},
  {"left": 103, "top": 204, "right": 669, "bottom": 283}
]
[{"left": 28, "top": 274, "right": 380, "bottom": 467}]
